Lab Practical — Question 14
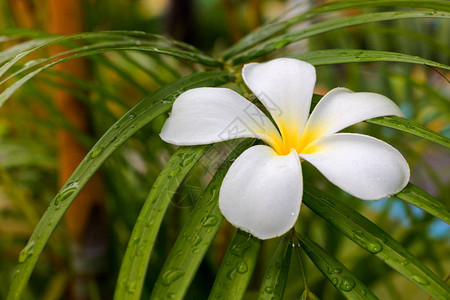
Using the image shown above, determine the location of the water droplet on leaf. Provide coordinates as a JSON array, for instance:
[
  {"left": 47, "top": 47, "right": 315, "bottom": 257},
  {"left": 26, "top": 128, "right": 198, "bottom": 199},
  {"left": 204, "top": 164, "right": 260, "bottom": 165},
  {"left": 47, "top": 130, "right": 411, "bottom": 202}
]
[
  {"left": 339, "top": 277, "right": 355, "bottom": 291},
  {"left": 19, "top": 241, "right": 35, "bottom": 263},
  {"left": 161, "top": 269, "right": 184, "bottom": 286},
  {"left": 90, "top": 147, "right": 104, "bottom": 159},
  {"left": 203, "top": 216, "right": 219, "bottom": 227}
]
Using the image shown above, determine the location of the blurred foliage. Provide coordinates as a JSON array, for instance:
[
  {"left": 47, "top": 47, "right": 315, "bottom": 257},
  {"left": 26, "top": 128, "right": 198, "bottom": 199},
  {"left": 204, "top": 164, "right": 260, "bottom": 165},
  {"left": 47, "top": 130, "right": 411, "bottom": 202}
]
[{"left": 0, "top": 0, "right": 449, "bottom": 299}]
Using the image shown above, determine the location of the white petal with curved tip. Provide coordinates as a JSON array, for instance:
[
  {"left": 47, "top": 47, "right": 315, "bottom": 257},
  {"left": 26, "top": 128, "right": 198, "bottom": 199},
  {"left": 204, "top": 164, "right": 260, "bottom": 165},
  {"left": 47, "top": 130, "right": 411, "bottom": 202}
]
[
  {"left": 242, "top": 58, "right": 316, "bottom": 143},
  {"left": 300, "top": 88, "right": 405, "bottom": 147},
  {"left": 160, "top": 87, "right": 282, "bottom": 148},
  {"left": 219, "top": 145, "right": 303, "bottom": 240},
  {"left": 300, "top": 133, "right": 409, "bottom": 200}
]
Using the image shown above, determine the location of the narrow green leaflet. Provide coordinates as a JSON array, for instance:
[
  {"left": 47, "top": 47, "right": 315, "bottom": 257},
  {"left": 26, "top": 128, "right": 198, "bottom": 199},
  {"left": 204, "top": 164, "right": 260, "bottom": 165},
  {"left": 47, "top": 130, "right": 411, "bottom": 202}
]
[
  {"left": 223, "top": 0, "right": 450, "bottom": 60},
  {"left": 208, "top": 230, "right": 262, "bottom": 300},
  {"left": 0, "top": 38, "right": 55, "bottom": 65},
  {"left": 230, "top": 11, "right": 450, "bottom": 64},
  {"left": 367, "top": 116, "right": 450, "bottom": 148},
  {"left": 302, "top": 185, "right": 450, "bottom": 299},
  {"left": 0, "top": 32, "right": 119, "bottom": 78},
  {"left": 258, "top": 235, "right": 292, "bottom": 300},
  {"left": 0, "top": 31, "right": 218, "bottom": 76},
  {"left": 395, "top": 183, "right": 450, "bottom": 224},
  {"left": 291, "top": 49, "right": 450, "bottom": 70},
  {"left": 0, "top": 40, "right": 221, "bottom": 107},
  {"left": 149, "top": 139, "right": 254, "bottom": 300},
  {"left": 114, "top": 145, "right": 210, "bottom": 300},
  {"left": 6, "top": 71, "right": 231, "bottom": 300},
  {"left": 296, "top": 233, "right": 378, "bottom": 300},
  {"left": 0, "top": 28, "right": 54, "bottom": 40}
]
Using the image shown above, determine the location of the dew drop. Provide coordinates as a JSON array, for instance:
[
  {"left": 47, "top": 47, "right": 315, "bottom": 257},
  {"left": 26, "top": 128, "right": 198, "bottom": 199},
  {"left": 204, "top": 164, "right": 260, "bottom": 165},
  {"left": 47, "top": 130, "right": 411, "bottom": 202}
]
[
  {"left": 273, "top": 39, "right": 291, "bottom": 49},
  {"left": 54, "top": 182, "right": 79, "bottom": 206},
  {"left": 331, "top": 277, "right": 339, "bottom": 286},
  {"left": 24, "top": 60, "right": 35, "bottom": 68},
  {"left": 180, "top": 154, "right": 196, "bottom": 167},
  {"left": 352, "top": 230, "right": 383, "bottom": 254},
  {"left": 187, "top": 234, "right": 202, "bottom": 247},
  {"left": 226, "top": 268, "right": 236, "bottom": 280},
  {"left": 231, "top": 241, "right": 251, "bottom": 257},
  {"left": 203, "top": 216, "right": 219, "bottom": 227},
  {"left": 237, "top": 261, "right": 248, "bottom": 274},
  {"left": 18, "top": 241, "right": 35, "bottom": 263},
  {"left": 168, "top": 168, "right": 181, "bottom": 178},
  {"left": 411, "top": 275, "right": 429, "bottom": 285},
  {"left": 161, "top": 269, "right": 184, "bottom": 286},
  {"left": 128, "top": 114, "right": 135, "bottom": 120},
  {"left": 264, "top": 286, "right": 274, "bottom": 293},
  {"left": 339, "top": 277, "right": 355, "bottom": 291},
  {"left": 126, "top": 281, "right": 136, "bottom": 293},
  {"left": 90, "top": 147, "right": 104, "bottom": 159},
  {"left": 146, "top": 218, "right": 155, "bottom": 227}
]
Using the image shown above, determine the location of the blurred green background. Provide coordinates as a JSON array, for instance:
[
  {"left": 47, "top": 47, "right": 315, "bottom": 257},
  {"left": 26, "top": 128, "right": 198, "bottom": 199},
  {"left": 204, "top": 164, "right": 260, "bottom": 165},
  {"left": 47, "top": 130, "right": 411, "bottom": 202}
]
[{"left": 0, "top": 1, "right": 449, "bottom": 299}]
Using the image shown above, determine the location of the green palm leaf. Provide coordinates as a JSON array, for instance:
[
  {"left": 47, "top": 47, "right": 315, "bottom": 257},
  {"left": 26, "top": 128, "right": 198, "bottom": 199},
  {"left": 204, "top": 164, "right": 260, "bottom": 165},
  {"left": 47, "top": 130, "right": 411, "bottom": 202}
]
[
  {"left": 296, "top": 232, "right": 379, "bottom": 300},
  {"left": 303, "top": 184, "right": 450, "bottom": 299},
  {"left": 230, "top": 11, "right": 450, "bottom": 64},
  {"left": 208, "top": 230, "right": 262, "bottom": 299},
  {"left": 149, "top": 139, "right": 254, "bottom": 300},
  {"left": 6, "top": 71, "right": 231, "bottom": 300},
  {"left": 291, "top": 49, "right": 449, "bottom": 70}
]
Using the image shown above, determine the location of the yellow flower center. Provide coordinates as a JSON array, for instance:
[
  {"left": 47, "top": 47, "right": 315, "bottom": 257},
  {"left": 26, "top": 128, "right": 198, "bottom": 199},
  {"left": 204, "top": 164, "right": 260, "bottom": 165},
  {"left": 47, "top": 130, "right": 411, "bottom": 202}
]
[{"left": 267, "top": 123, "right": 322, "bottom": 156}]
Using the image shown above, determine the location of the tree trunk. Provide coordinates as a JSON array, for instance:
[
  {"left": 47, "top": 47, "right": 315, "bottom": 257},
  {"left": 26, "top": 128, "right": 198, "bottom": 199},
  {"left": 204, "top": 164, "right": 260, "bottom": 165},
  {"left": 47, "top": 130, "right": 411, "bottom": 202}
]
[{"left": 47, "top": 0, "right": 107, "bottom": 299}]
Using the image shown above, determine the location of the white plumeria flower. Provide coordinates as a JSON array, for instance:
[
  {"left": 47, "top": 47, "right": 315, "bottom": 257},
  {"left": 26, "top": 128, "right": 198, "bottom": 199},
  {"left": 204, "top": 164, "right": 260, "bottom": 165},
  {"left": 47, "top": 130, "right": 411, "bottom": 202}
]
[{"left": 160, "top": 58, "right": 410, "bottom": 240}]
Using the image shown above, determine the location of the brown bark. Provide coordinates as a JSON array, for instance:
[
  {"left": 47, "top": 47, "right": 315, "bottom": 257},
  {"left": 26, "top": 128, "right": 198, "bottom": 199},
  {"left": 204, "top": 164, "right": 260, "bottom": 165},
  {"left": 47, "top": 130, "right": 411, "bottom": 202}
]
[
  {"left": 222, "top": 0, "right": 242, "bottom": 43},
  {"left": 248, "top": 0, "right": 263, "bottom": 30},
  {"left": 47, "top": 0, "right": 107, "bottom": 299},
  {"left": 9, "top": 0, "right": 36, "bottom": 28}
]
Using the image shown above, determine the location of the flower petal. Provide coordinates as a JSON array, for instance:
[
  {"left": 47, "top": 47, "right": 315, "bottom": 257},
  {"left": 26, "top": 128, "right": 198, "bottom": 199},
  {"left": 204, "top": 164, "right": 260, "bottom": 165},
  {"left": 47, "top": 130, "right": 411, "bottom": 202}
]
[
  {"left": 300, "top": 133, "right": 409, "bottom": 200},
  {"left": 160, "top": 88, "right": 282, "bottom": 149},
  {"left": 299, "top": 88, "right": 405, "bottom": 149},
  {"left": 242, "top": 58, "right": 316, "bottom": 146},
  {"left": 219, "top": 145, "right": 302, "bottom": 240}
]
